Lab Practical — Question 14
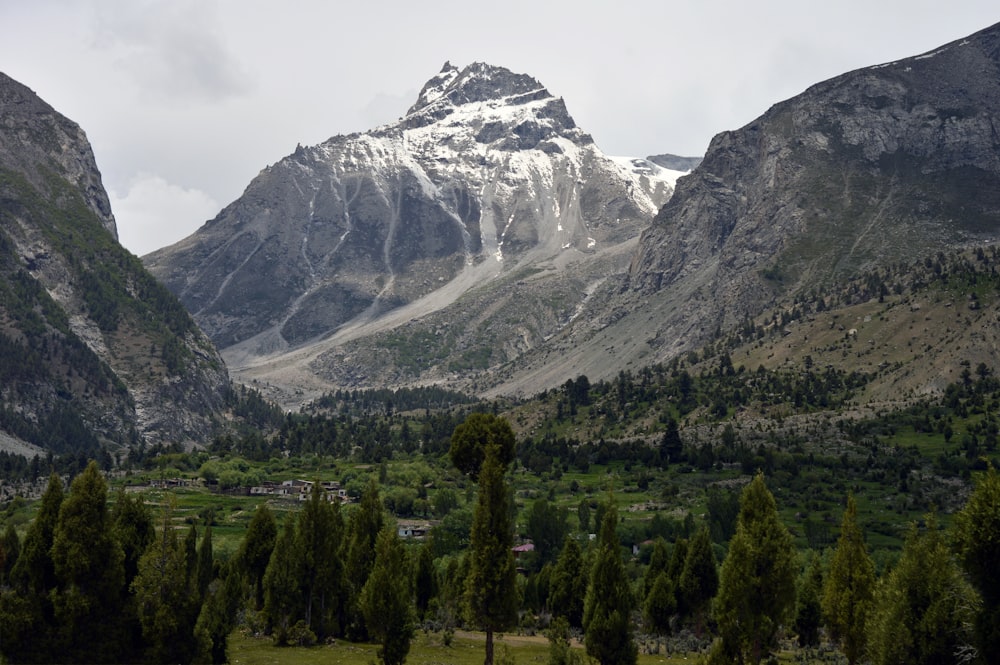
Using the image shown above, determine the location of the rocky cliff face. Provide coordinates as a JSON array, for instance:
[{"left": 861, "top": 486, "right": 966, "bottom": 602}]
[
  {"left": 0, "top": 72, "right": 229, "bottom": 453},
  {"left": 145, "top": 62, "right": 682, "bottom": 404},
  {"left": 623, "top": 21, "right": 1000, "bottom": 357}
]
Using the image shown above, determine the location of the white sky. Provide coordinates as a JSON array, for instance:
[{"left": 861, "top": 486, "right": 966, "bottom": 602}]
[{"left": 1, "top": 1, "right": 997, "bottom": 256}]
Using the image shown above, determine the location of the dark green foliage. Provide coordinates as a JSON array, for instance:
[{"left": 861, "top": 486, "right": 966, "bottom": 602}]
[
  {"left": 583, "top": 500, "right": 637, "bottom": 665},
  {"left": 449, "top": 413, "right": 516, "bottom": 480},
  {"left": 414, "top": 541, "right": 438, "bottom": 620},
  {"left": 466, "top": 444, "right": 519, "bottom": 665},
  {"left": 713, "top": 473, "right": 797, "bottom": 665},
  {"left": 822, "top": 494, "right": 874, "bottom": 664},
  {"left": 794, "top": 553, "right": 824, "bottom": 649},
  {"left": 194, "top": 561, "right": 243, "bottom": 664},
  {"left": 547, "top": 616, "right": 584, "bottom": 665},
  {"left": 525, "top": 497, "right": 569, "bottom": 568},
  {"left": 549, "top": 536, "right": 587, "bottom": 628},
  {"left": 238, "top": 502, "right": 277, "bottom": 610},
  {"left": 359, "top": 526, "right": 415, "bottom": 665},
  {"left": 952, "top": 466, "right": 1000, "bottom": 659},
  {"left": 263, "top": 516, "right": 302, "bottom": 645},
  {"left": 296, "top": 480, "right": 346, "bottom": 639},
  {"left": 50, "top": 461, "right": 127, "bottom": 664},
  {"left": 112, "top": 487, "right": 154, "bottom": 590},
  {"left": 677, "top": 526, "right": 717, "bottom": 633},
  {"left": 867, "top": 514, "right": 975, "bottom": 665},
  {"left": 345, "top": 478, "right": 384, "bottom": 640},
  {"left": 643, "top": 571, "right": 675, "bottom": 636},
  {"left": 1, "top": 522, "right": 19, "bottom": 584}
]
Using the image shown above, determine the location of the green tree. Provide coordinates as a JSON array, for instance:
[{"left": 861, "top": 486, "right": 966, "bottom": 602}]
[
  {"left": 642, "top": 537, "right": 670, "bottom": 598},
  {"left": 238, "top": 502, "right": 277, "bottom": 610},
  {"left": 1, "top": 473, "right": 64, "bottom": 663},
  {"left": 547, "top": 615, "right": 584, "bottom": 665},
  {"left": 822, "top": 494, "right": 875, "bottom": 664},
  {"left": 794, "top": 552, "right": 824, "bottom": 649},
  {"left": 867, "top": 514, "right": 975, "bottom": 665},
  {"left": 526, "top": 497, "right": 569, "bottom": 567},
  {"left": 713, "top": 473, "right": 797, "bottom": 665},
  {"left": 449, "top": 413, "right": 516, "bottom": 480},
  {"left": 263, "top": 515, "right": 303, "bottom": 645},
  {"left": 112, "top": 487, "right": 155, "bottom": 663},
  {"left": 465, "top": 444, "right": 519, "bottom": 665},
  {"left": 583, "top": 500, "right": 637, "bottom": 665},
  {"left": 678, "top": 525, "right": 717, "bottom": 634},
  {"left": 50, "top": 461, "right": 127, "bottom": 664},
  {"left": 132, "top": 501, "right": 199, "bottom": 664},
  {"left": 197, "top": 524, "right": 215, "bottom": 597},
  {"left": 360, "top": 525, "right": 415, "bottom": 665},
  {"left": 1, "top": 522, "right": 19, "bottom": 585},
  {"left": 549, "top": 536, "right": 587, "bottom": 628},
  {"left": 953, "top": 466, "right": 1000, "bottom": 658},
  {"left": 345, "top": 477, "right": 384, "bottom": 640},
  {"left": 643, "top": 571, "right": 676, "bottom": 636},
  {"left": 297, "top": 481, "right": 346, "bottom": 639},
  {"left": 660, "top": 416, "right": 683, "bottom": 465},
  {"left": 194, "top": 561, "right": 242, "bottom": 664},
  {"left": 414, "top": 540, "right": 439, "bottom": 620}
]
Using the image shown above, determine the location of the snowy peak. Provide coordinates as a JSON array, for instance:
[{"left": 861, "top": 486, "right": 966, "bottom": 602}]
[
  {"left": 408, "top": 61, "right": 550, "bottom": 115},
  {"left": 407, "top": 61, "right": 461, "bottom": 114}
]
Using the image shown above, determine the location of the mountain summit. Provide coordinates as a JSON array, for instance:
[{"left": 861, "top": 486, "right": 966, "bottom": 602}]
[{"left": 145, "top": 62, "right": 683, "bottom": 404}]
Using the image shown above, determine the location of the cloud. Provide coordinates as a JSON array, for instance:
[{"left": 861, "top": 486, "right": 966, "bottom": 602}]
[
  {"left": 110, "top": 174, "right": 219, "bottom": 256},
  {"left": 89, "top": 0, "right": 253, "bottom": 103}
]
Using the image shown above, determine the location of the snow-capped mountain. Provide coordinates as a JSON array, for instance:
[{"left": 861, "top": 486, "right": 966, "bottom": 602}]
[{"left": 145, "top": 62, "right": 684, "bottom": 404}]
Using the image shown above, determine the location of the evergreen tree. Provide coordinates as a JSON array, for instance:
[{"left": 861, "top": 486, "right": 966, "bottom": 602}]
[
  {"left": 132, "top": 501, "right": 199, "bottom": 664},
  {"left": 197, "top": 524, "right": 215, "bottom": 598},
  {"left": 50, "top": 461, "right": 127, "bottom": 664},
  {"left": 1, "top": 522, "right": 19, "bottom": 585},
  {"left": 263, "top": 515, "right": 303, "bottom": 645},
  {"left": 112, "top": 487, "right": 155, "bottom": 663},
  {"left": 239, "top": 502, "right": 277, "bottom": 610},
  {"left": 359, "top": 525, "right": 415, "bottom": 665},
  {"left": 194, "top": 560, "right": 243, "bottom": 665},
  {"left": 866, "top": 514, "right": 975, "bottom": 665},
  {"left": 643, "top": 537, "right": 669, "bottom": 597},
  {"left": 822, "top": 494, "right": 875, "bottom": 664},
  {"left": 465, "top": 444, "right": 518, "bottom": 665},
  {"left": 549, "top": 536, "right": 587, "bottom": 628},
  {"left": 526, "top": 497, "right": 569, "bottom": 567},
  {"left": 794, "top": 552, "right": 824, "bottom": 649},
  {"left": 345, "top": 477, "right": 384, "bottom": 640},
  {"left": 953, "top": 466, "right": 1000, "bottom": 658},
  {"left": 660, "top": 417, "right": 683, "bottom": 465},
  {"left": 449, "top": 413, "right": 516, "bottom": 480},
  {"left": 1, "top": 473, "right": 64, "bottom": 663},
  {"left": 413, "top": 540, "right": 439, "bottom": 620},
  {"left": 678, "top": 525, "right": 717, "bottom": 634},
  {"left": 643, "top": 571, "right": 676, "bottom": 636},
  {"left": 583, "top": 500, "right": 637, "bottom": 665},
  {"left": 297, "top": 480, "right": 345, "bottom": 639},
  {"left": 713, "top": 473, "right": 797, "bottom": 665}
]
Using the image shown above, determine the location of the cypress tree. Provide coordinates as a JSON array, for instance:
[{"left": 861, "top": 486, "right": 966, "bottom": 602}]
[
  {"left": 263, "top": 515, "right": 303, "bottom": 645},
  {"left": 712, "top": 473, "right": 796, "bottom": 665},
  {"left": 465, "top": 443, "right": 518, "bottom": 665},
  {"left": 359, "top": 525, "right": 415, "bottom": 665},
  {"left": 678, "top": 525, "right": 717, "bottom": 635},
  {"left": 953, "top": 466, "right": 1000, "bottom": 658},
  {"left": 239, "top": 502, "right": 277, "bottom": 610},
  {"left": 297, "top": 480, "right": 345, "bottom": 639},
  {"left": 549, "top": 536, "right": 587, "bottom": 628},
  {"left": 822, "top": 494, "right": 874, "bottom": 664},
  {"left": 345, "top": 477, "right": 384, "bottom": 640},
  {"left": 583, "top": 500, "right": 637, "bottom": 665}
]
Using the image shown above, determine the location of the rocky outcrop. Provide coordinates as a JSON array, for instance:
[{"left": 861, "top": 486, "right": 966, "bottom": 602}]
[
  {"left": 0, "top": 72, "right": 229, "bottom": 452},
  {"left": 145, "top": 62, "right": 683, "bottom": 404},
  {"left": 625, "top": 21, "right": 1000, "bottom": 354}
]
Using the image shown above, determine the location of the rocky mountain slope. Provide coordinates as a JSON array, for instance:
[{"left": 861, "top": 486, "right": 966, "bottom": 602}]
[
  {"left": 490, "top": 22, "right": 1000, "bottom": 397},
  {"left": 0, "top": 72, "right": 230, "bottom": 453},
  {"left": 145, "top": 62, "right": 684, "bottom": 405}
]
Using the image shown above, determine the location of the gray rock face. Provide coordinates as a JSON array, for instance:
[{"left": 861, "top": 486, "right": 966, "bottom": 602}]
[
  {"left": 625, "top": 21, "right": 1000, "bottom": 356},
  {"left": 146, "top": 62, "right": 680, "bottom": 403},
  {"left": 0, "top": 72, "right": 229, "bottom": 450}
]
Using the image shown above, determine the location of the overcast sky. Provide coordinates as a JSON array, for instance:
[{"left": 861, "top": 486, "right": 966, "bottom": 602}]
[{"left": 2, "top": 1, "right": 997, "bottom": 256}]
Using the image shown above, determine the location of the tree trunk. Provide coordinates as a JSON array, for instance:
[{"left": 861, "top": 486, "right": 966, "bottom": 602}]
[{"left": 485, "top": 626, "right": 494, "bottom": 665}]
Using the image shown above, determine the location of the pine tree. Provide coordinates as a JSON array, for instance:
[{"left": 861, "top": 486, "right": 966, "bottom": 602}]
[
  {"left": 794, "top": 552, "right": 824, "bottom": 649},
  {"left": 678, "top": 525, "right": 717, "bottom": 634},
  {"left": 583, "top": 500, "right": 637, "bottom": 665},
  {"left": 194, "top": 560, "right": 243, "bottom": 665},
  {"left": 359, "top": 525, "right": 415, "bottom": 665},
  {"left": 1, "top": 522, "right": 19, "bottom": 585},
  {"left": 713, "top": 473, "right": 797, "bottom": 665},
  {"left": 866, "top": 514, "right": 975, "bottom": 665},
  {"left": 549, "top": 536, "right": 587, "bottom": 628},
  {"left": 953, "top": 466, "right": 1000, "bottom": 658},
  {"left": 414, "top": 540, "right": 439, "bottom": 620},
  {"left": 50, "top": 461, "right": 127, "bottom": 664},
  {"left": 465, "top": 443, "right": 518, "bottom": 665},
  {"left": 449, "top": 413, "right": 516, "bottom": 480},
  {"left": 297, "top": 480, "right": 345, "bottom": 639},
  {"left": 822, "top": 494, "right": 874, "bottom": 664},
  {"left": 263, "top": 515, "right": 303, "bottom": 645},
  {"left": 132, "top": 501, "right": 199, "bottom": 664},
  {"left": 112, "top": 486, "right": 155, "bottom": 663},
  {"left": 643, "top": 571, "right": 676, "bottom": 636},
  {"left": 1, "top": 473, "right": 64, "bottom": 663},
  {"left": 239, "top": 502, "right": 277, "bottom": 610},
  {"left": 345, "top": 477, "right": 384, "bottom": 639},
  {"left": 197, "top": 524, "right": 215, "bottom": 598}
]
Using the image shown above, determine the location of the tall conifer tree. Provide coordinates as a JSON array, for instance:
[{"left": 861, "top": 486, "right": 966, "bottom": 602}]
[
  {"left": 822, "top": 494, "right": 874, "bottom": 664},
  {"left": 583, "top": 500, "right": 637, "bottom": 665}
]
